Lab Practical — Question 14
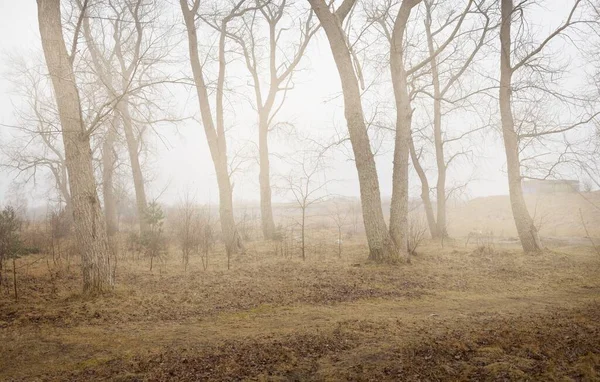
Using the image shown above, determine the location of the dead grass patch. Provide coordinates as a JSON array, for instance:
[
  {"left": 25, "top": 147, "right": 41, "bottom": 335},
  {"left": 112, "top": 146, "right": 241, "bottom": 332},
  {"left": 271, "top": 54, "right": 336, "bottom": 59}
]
[{"left": 1, "top": 238, "right": 599, "bottom": 380}]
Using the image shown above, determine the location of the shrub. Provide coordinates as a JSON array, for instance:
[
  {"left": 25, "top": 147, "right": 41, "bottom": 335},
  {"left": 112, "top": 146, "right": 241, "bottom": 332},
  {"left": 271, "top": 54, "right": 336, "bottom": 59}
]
[{"left": 141, "top": 202, "right": 167, "bottom": 271}]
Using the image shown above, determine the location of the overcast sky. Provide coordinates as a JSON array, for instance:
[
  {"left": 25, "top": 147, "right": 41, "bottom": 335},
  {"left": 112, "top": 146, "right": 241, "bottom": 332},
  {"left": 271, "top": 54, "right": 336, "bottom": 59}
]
[{"left": 0, "top": 0, "right": 585, "bottom": 207}]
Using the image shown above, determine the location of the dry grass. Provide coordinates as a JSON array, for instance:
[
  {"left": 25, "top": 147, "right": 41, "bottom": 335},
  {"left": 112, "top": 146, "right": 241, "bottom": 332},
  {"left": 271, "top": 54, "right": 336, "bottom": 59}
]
[{"left": 1, "top": 235, "right": 599, "bottom": 381}]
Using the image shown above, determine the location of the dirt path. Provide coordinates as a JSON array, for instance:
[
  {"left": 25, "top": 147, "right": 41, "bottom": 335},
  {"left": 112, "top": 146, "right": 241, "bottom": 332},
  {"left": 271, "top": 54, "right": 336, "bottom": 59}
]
[{"left": 3, "top": 284, "right": 599, "bottom": 380}]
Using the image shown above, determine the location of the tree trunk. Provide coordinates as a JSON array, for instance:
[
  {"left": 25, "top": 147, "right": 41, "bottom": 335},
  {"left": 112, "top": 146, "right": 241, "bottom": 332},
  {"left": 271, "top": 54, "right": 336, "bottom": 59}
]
[
  {"left": 500, "top": 0, "right": 542, "bottom": 253},
  {"left": 180, "top": 1, "right": 243, "bottom": 257},
  {"left": 81, "top": 10, "right": 149, "bottom": 236},
  {"left": 56, "top": 164, "right": 71, "bottom": 212},
  {"left": 12, "top": 258, "right": 17, "bottom": 302},
  {"left": 389, "top": 1, "right": 419, "bottom": 258},
  {"left": 409, "top": 136, "right": 438, "bottom": 238},
  {"left": 215, "top": 156, "right": 241, "bottom": 257},
  {"left": 258, "top": 112, "right": 276, "bottom": 239},
  {"left": 301, "top": 206, "right": 306, "bottom": 261},
  {"left": 118, "top": 97, "right": 149, "bottom": 234},
  {"left": 309, "top": 0, "right": 398, "bottom": 262},
  {"left": 102, "top": 115, "right": 119, "bottom": 237},
  {"left": 37, "top": 0, "right": 113, "bottom": 293},
  {"left": 425, "top": 21, "right": 448, "bottom": 238},
  {"left": 250, "top": 10, "right": 314, "bottom": 240},
  {"left": 56, "top": 164, "right": 73, "bottom": 227}
]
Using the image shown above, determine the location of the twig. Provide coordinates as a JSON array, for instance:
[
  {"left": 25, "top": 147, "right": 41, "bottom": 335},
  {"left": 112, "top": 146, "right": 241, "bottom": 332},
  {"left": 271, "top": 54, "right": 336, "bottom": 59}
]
[{"left": 579, "top": 208, "right": 600, "bottom": 257}]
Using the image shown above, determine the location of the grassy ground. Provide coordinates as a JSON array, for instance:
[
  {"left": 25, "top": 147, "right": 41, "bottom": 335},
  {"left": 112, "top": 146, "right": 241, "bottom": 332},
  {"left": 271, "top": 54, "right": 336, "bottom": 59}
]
[{"left": 1, "top": 238, "right": 599, "bottom": 381}]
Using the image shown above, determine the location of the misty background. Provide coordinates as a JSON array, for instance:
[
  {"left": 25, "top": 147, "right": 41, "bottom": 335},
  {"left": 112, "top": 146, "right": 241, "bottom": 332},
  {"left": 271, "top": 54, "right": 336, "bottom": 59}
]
[{"left": 0, "top": 0, "right": 591, "bottom": 210}]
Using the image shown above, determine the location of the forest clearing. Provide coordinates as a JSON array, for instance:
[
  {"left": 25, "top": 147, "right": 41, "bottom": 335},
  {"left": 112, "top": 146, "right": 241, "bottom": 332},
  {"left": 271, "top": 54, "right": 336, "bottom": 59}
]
[
  {"left": 1, "top": 0, "right": 600, "bottom": 380},
  {"left": 2, "top": 225, "right": 599, "bottom": 380}
]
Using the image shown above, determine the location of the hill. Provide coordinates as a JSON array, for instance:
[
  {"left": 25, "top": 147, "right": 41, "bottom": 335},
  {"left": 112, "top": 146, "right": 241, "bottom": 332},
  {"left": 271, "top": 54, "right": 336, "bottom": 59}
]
[{"left": 447, "top": 191, "right": 600, "bottom": 238}]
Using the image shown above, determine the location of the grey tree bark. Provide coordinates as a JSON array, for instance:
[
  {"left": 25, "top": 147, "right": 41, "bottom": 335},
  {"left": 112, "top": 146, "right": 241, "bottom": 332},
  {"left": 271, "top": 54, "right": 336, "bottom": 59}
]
[
  {"left": 499, "top": 0, "right": 542, "bottom": 252},
  {"left": 258, "top": 116, "right": 276, "bottom": 239},
  {"left": 37, "top": 0, "right": 114, "bottom": 293},
  {"left": 309, "top": 0, "right": 398, "bottom": 262},
  {"left": 385, "top": 0, "right": 474, "bottom": 241},
  {"left": 408, "top": 136, "right": 438, "bottom": 238},
  {"left": 425, "top": 22, "right": 447, "bottom": 239},
  {"left": 117, "top": 96, "right": 149, "bottom": 234},
  {"left": 101, "top": 115, "right": 119, "bottom": 237},
  {"left": 389, "top": 0, "right": 420, "bottom": 258}
]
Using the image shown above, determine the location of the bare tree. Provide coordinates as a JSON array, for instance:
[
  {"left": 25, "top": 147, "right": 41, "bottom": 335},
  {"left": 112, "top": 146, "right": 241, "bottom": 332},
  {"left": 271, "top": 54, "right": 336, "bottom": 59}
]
[
  {"left": 407, "top": 210, "right": 427, "bottom": 256},
  {"left": 387, "top": 0, "right": 474, "bottom": 257},
  {"left": 231, "top": 1, "right": 319, "bottom": 240},
  {"left": 330, "top": 199, "right": 350, "bottom": 258},
  {"left": 499, "top": 0, "right": 541, "bottom": 252},
  {"left": 175, "top": 192, "right": 197, "bottom": 271},
  {"left": 498, "top": 0, "right": 595, "bottom": 252},
  {"left": 419, "top": 0, "right": 492, "bottom": 238},
  {"left": 174, "top": 191, "right": 214, "bottom": 272},
  {"left": 308, "top": 0, "right": 399, "bottom": 262},
  {"left": 1, "top": 58, "right": 72, "bottom": 219},
  {"left": 360, "top": 0, "right": 473, "bottom": 251},
  {"left": 179, "top": 0, "right": 251, "bottom": 258},
  {"left": 37, "top": 0, "right": 113, "bottom": 293},
  {"left": 387, "top": 0, "right": 421, "bottom": 259},
  {"left": 284, "top": 151, "right": 331, "bottom": 261},
  {"left": 78, "top": 0, "right": 171, "bottom": 235}
]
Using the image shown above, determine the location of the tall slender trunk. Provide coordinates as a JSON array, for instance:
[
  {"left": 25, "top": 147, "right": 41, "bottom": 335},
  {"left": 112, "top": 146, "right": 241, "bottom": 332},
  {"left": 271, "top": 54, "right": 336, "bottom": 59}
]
[
  {"left": 434, "top": 118, "right": 447, "bottom": 238},
  {"left": 425, "top": 24, "right": 447, "bottom": 238},
  {"left": 500, "top": 0, "right": 542, "bottom": 252},
  {"left": 389, "top": 94, "right": 411, "bottom": 255},
  {"left": 215, "top": 155, "right": 240, "bottom": 255},
  {"left": 389, "top": 1, "right": 419, "bottom": 258},
  {"left": 81, "top": 12, "right": 149, "bottom": 235},
  {"left": 180, "top": 1, "right": 243, "bottom": 256},
  {"left": 102, "top": 115, "right": 119, "bottom": 236},
  {"left": 301, "top": 207, "right": 306, "bottom": 261},
  {"left": 258, "top": 111, "right": 276, "bottom": 239},
  {"left": 37, "top": 0, "right": 113, "bottom": 293},
  {"left": 309, "top": 0, "right": 398, "bottom": 262},
  {"left": 256, "top": 27, "right": 279, "bottom": 241},
  {"left": 250, "top": 11, "right": 315, "bottom": 240},
  {"left": 118, "top": 97, "right": 148, "bottom": 234},
  {"left": 409, "top": 136, "right": 438, "bottom": 238}
]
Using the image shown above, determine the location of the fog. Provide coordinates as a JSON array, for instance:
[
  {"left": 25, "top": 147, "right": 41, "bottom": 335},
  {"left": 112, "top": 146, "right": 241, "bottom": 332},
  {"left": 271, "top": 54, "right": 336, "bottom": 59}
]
[
  {"left": 1, "top": 1, "right": 600, "bottom": 380},
  {"left": 2, "top": 0, "right": 588, "bottom": 208}
]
